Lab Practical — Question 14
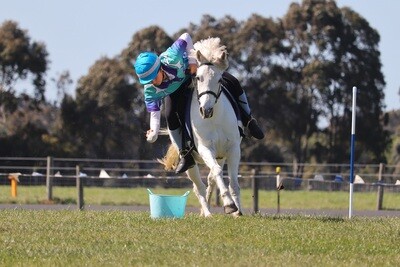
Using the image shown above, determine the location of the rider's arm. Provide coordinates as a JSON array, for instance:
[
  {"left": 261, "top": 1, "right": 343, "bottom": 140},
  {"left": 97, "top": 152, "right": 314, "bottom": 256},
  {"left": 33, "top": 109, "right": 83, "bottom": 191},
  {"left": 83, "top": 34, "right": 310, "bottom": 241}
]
[
  {"left": 144, "top": 95, "right": 162, "bottom": 143},
  {"left": 146, "top": 110, "right": 161, "bottom": 143},
  {"left": 178, "top": 33, "right": 198, "bottom": 75}
]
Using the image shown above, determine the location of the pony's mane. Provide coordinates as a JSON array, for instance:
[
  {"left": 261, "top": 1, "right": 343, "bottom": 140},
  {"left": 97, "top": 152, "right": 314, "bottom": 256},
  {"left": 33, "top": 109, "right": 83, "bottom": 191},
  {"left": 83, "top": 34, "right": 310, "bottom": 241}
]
[{"left": 191, "top": 37, "right": 229, "bottom": 70}]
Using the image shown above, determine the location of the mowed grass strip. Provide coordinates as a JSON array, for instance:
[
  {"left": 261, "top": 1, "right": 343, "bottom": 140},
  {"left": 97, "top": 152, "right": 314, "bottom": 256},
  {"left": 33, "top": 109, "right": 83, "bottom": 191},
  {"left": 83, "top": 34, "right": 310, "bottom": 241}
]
[
  {"left": 0, "top": 210, "right": 400, "bottom": 266},
  {"left": 1, "top": 186, "right": 399, "bottom": 211}
]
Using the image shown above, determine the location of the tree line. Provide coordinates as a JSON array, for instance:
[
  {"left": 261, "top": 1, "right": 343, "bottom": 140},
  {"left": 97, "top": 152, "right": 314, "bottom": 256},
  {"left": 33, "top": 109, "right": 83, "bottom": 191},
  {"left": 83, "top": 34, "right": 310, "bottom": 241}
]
[{"left": 0, "top": 0, "right": 395, "bottom": 175}]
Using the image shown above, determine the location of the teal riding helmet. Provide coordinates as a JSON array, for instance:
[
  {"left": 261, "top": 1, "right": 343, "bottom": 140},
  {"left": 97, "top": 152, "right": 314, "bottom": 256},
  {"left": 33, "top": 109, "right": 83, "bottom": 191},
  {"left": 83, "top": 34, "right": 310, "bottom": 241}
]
[{"left": 134, "top": 52, "right": 161, "bottom": 85}]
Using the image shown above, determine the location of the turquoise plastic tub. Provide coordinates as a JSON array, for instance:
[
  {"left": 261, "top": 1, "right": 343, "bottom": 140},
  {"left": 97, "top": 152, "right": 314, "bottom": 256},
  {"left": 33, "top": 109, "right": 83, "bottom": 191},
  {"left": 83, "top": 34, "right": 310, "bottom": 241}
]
[{"left": 147, "top": 189, "right": 190, "bottom": 219}]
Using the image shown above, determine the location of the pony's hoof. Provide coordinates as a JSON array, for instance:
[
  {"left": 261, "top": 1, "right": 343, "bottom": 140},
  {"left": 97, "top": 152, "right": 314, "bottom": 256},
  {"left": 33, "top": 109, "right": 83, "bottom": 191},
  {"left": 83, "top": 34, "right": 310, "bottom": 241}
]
[
  {"left": 200, "top": 208, "right": 212, "bottom": 217},
  {"left": 224, "top": 203, "right": 238, "bottom": 214},
  {"left": 232, "top": 210, "right": 243, "bottom": 218}
]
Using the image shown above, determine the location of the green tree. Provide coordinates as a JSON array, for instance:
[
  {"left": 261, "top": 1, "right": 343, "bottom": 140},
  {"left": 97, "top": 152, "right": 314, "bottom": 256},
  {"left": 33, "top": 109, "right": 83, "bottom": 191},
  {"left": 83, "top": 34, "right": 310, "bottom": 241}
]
[
  {"left": 60, "top": 57, "right": 138, "bottom": 158},
  {"left": 0, "top": 20, "right": 48, "bottom": 107},
  {"left": 279, "top": 0, "right": 389, "bottom": 165},
  {"left": 0, "top": 20, "right": 49, "bottom": 133},
  {"left": 0, "top": 94, "right": 59, "bottom": 157},
  {"left": 0, "top": 20, "right": 51, "bottom": 157},
  {"left": 233, "top": 14, "right": 288, "bottom": 162},
  {"left": 181, "top": 1, "right": 389, "bottom": 168},
  {"left": 51, "top": 70, "right": 73, "bottom": 106}
]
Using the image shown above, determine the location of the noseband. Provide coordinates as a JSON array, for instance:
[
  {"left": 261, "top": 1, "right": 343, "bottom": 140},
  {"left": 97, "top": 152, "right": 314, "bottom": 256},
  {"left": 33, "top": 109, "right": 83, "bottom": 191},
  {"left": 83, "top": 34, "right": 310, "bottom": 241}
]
[{"left": 196, "top": 62, "right": 222, "bottom": 104}]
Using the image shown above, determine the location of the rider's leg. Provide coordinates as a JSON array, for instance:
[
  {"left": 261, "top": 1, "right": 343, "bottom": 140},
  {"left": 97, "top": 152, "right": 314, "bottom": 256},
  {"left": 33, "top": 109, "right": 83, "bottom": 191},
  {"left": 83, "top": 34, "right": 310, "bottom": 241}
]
[
  {"left": 237, "top": 92, "right": 265, "bottom": 139},
  {"left": 168, "top": 128, "right": 195, "bottom": 173},
  {"left": 222, "top": 72, "right": 264, "bottom": 140},
  {"left": 165, "top": 90, "right": 195, "bottom": 174}
]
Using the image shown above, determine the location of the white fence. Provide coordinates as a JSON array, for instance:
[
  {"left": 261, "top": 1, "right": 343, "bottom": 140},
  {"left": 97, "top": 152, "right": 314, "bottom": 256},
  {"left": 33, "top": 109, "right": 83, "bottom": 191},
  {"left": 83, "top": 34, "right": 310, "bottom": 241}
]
[{"left": 1, "top": 157, "right": 400, "bottom": 212}]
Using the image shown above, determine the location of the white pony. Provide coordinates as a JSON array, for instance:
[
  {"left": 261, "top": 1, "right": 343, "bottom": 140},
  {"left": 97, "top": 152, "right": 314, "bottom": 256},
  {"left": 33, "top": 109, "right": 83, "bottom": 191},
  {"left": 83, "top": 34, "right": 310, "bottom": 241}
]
[{"left": 160, "top": 37, "right": 242, "bottom": 217}]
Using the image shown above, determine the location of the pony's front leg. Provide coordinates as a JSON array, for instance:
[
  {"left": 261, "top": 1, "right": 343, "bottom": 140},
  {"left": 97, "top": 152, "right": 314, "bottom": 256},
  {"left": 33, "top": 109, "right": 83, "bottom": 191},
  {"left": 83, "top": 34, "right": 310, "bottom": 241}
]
[
  {"left": 186, "top": 165, "right": 212, "bottom": 217},
  {"left": 198, "top": 146, "right": 237, "bottom": 214}
]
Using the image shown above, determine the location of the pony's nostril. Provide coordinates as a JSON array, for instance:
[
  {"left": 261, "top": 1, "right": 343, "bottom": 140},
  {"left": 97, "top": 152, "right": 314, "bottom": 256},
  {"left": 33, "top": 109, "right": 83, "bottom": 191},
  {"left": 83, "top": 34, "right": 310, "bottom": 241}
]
[
  {"left": 204, "top": 108, "right": 213, "bottom": 118},
  {"left": 199, "top": 107, "right": 213, "bottom": 118}
]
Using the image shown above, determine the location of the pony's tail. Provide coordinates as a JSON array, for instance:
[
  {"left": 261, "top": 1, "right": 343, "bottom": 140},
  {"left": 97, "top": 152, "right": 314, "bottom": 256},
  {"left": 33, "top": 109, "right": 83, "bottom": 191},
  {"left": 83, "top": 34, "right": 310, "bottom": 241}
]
[{"left": 157, "top": 144, "right": 179, "bottom": 171}]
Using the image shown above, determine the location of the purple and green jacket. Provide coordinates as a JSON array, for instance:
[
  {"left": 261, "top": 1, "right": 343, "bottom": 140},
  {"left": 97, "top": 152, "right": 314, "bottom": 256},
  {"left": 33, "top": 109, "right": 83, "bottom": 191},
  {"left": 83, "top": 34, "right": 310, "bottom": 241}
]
[{"left": 143, "top": 33, "right": 195, "bottom": 112}]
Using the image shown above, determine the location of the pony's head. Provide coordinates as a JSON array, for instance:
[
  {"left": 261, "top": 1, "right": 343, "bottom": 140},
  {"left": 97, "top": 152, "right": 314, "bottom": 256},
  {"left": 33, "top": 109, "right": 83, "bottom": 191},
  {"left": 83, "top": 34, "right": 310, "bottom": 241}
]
[{"left": 191, "top": 37, "right": 229, "bottom": 119}]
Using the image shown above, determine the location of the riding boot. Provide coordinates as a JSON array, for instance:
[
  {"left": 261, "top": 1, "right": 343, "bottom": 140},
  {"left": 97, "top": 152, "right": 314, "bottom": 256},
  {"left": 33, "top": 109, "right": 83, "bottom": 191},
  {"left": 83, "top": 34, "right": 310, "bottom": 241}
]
[
  {"left": 238, "top": 93, "right": 265, "bottom": 140},
  {"left": 176, "top": 148, "right": 195, "bottom": 174},
  {"left": 168, "top": 128, "right": 195, "bottom": 173}
]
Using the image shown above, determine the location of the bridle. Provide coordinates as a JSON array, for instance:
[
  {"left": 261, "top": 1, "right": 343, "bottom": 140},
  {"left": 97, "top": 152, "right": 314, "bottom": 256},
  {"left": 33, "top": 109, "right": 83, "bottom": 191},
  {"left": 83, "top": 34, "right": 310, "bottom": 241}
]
[{"left": 195, "top": 62, "right": 222, "bottom": 104}]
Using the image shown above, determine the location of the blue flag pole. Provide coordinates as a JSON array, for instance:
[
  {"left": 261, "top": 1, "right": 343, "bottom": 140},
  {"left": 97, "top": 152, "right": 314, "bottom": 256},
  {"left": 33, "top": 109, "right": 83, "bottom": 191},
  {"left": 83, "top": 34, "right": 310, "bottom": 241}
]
[{"left": 349, "top": 86, "right": 357, "bottom": 219}]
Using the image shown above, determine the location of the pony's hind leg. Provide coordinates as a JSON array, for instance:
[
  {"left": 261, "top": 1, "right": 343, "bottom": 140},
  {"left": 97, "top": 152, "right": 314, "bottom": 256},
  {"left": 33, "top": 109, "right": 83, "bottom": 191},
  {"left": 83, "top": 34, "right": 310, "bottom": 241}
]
[
  {"left": 226, "top": 147, "right": 242, "bottom": 216},
  {"left": 206, "top": 158, "right": 224, "bottom": 207},
  {"left": 186, "top": 165, "right": 212, "bottom": 217},
  {"left": 205, "top": 171, "right": 215, "bottom": 207}
]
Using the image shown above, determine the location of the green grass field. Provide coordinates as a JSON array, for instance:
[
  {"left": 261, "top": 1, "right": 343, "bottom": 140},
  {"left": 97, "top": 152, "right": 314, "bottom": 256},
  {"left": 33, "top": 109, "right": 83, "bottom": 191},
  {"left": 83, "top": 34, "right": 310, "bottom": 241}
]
[
  {"left": 1, "top": 185, "right": 399, "bottom": 211},
  {"left": 1, "top": 210, "right": 400, "bottom": 266}
]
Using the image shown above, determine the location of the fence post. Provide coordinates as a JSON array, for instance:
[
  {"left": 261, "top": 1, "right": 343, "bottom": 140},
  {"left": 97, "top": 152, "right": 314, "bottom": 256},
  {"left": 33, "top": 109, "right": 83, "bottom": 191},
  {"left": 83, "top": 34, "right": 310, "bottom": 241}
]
[
  {"left": 251, "top": 169, "right": 258, "bottom": 214},
  {"left": 8, "top": 173, "right": 20, "bottom": 197},
  {"left": 46, "top": 156, "right": 53, "bottom": 201},
  {"left": 276, "top": 167, "right": 281, "bottom": 214},
  {"left": 376, "top": 163, "right": 385, "bottom": 210},
  {"left": 76, "top": 165, "right": 84, "bottom": 210}
]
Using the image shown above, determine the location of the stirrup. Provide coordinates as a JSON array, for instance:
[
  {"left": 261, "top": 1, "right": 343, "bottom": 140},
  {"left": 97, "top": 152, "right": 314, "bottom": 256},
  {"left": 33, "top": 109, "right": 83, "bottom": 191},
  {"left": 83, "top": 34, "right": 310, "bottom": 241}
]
[{"left": 175, "top": 149, "right": 195, "bottom": 174}]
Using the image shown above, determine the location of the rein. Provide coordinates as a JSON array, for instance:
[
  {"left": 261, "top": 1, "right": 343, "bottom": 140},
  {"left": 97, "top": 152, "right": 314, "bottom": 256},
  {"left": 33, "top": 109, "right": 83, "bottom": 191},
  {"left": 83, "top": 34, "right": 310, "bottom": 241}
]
[{"left": 196, "top": 62, "right": 222, "bottom": 103}]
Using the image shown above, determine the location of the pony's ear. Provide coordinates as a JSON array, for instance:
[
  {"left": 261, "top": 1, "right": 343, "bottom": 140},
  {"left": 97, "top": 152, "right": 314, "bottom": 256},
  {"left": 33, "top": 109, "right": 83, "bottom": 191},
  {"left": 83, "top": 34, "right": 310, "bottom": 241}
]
[
  {"left": 217, "top": 52, "right": 229, "bottom": 69},
  {"left": 196, "top": 50, "right": 205, "bottom": 62},
  {"left": 221, "top": 51, "right": 227, "bottom": 61}
]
